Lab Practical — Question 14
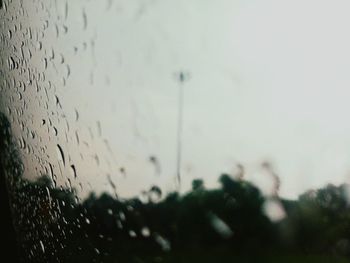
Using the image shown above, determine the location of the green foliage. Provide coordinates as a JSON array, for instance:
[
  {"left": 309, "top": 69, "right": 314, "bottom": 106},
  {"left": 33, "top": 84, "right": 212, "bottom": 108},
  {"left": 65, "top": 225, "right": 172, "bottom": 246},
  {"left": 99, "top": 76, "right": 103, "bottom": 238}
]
[
  {"left": 2, "top": 112, "right": 350, "bottom": 262},
  {"left": 10, "top": 172, "right": 350, "bottom": 262}
]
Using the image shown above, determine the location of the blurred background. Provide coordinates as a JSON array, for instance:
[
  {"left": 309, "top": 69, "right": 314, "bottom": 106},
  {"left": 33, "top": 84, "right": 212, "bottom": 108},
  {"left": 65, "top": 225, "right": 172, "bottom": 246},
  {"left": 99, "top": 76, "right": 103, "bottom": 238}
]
[{"left": 2, "top": 0, "right": 350, "bottom": 262}]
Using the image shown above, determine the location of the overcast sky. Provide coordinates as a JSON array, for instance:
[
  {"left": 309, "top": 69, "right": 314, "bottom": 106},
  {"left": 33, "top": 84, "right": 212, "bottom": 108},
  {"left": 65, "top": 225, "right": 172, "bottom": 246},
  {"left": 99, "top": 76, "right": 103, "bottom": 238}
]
[{"left": 4, "top": 0, "right": 350, "bottom": 200}]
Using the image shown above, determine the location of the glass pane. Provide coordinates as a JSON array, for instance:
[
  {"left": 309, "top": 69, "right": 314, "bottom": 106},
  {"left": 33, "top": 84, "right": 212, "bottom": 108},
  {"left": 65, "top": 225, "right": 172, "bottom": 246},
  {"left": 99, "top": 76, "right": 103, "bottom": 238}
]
[{"left": 1, "top": 0, "right": 350, "bottom": 262}]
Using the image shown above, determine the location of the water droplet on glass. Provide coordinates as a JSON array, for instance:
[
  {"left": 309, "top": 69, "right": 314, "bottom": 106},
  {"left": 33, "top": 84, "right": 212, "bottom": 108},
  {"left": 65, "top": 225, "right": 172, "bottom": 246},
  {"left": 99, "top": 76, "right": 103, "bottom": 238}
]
[
  {"left": 70, "top": 165, "right": 77, "bottom": 179},
  {"left": 119, "top": 211, "right": 125, "bottom": 221},
  {"left": 129, "top": 230, "right": 137, "bottom": 238},
  {"left": 36, "top": 41, "right": 42, "bottom": 50},
  {"left": 154, "top": 234, "right": 171, "bottom": 251},
  {"left": 120, "top": 167, "right": 126, "bottom": 177},
  {"left": 43, "top": 58, "right": 47, "bottom": 69},
  {"left": 82, "top": 9, "right": 87, "bottom": 30},
  {"left": 56, "top": 144, "right": 65, "bottom": 166},
  {"left": 52, "top": 127, "right": 58, "bottom": 136},
  {"left": 39, "top": 240, "right": 45, "bottom": 253},
  {"left": 141, "top": 227, "right": 150, "bottom": 237},
  {"left": 61, "top": 25, "right": 68, "bottom": 34},
  {"left": 263, "top": 199, "right": 286, "bottom": 222},
  {"left": 208, "top": 212, "right": 233, "bottom": 239},
  {"left": 8, "top": 56, "right": 15, "bottom": 70}
]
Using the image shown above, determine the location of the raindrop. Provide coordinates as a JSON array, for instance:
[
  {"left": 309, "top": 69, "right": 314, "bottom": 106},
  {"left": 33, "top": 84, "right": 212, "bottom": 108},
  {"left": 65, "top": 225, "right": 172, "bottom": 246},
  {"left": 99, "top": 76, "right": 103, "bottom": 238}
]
[
  {"left": 149, "top": 185, "right": 162, "bottom": 202},
  {"left": 48, "top": 163, "right": 54, "bottom": 180},
  {"left": 65, "top": 64, "right": 70, "bottom": 78},
  {"left": 59, "top": 53, "right": 64, "bottom": 64},
  {"left": 116, "top": 220, "right": 123, "bottom": 229},
  {"left": 67, "top": 178, "right": 73, "bottom": 190},
  {"left": 20, "top": 137, "right": 26, "bottom": 150},
  {"left": 36, "top": 41, "right": 42, "bottom": 50},
  {"left": 94, "top": 154, "right": 100, "bottom": 166},
  {"left": 263, "top": 199, "right": 286, "bottom": 222},
  {"left": 64, "top": 2, "right": 68, "bottom": 20},
  {"left": 43, "top": 20, "right": 49, "bottom": 29},
  {"left": 119, "top": 211, "right": 125, "bottom": 221},
  {"left": 52, "top": 127, "right": 58, "bottom": 136},
  {"left": 141, "top": 227, "right": 150, "bottom": 237},
  {"left": 70, "top": 165, "right": 77, "bottom": 178},
  {"left": 120, "top": 167, "right": 126, "bottom": 177},
  {"left": 8, "top": 56, "right": 15, "bottom": 70},
  {"left": 106, "top": 0, "right": 113, "bottom": 10},
  {"left": 107, "top": 175, "right": 117, "bottom": 198},
  {"left": 30, "top": 130, "right": 36, "bottom": 139},
  {"left": 208, "top": 212, "right": 233, "bottom": 239},
  {"left": 54, "top": 24, "right": 59, "bottom": 37},
  {"left": 45, "top": 186, "right": 52, "bottom": 207},
  {"left": 56, "top": 144, "right": 65, "bottom": 166},
  {"left": 82, "top": 42, "right": 87, "bottom": 50},
  {"left": 74, "top": 108, "right": 79, "bottom": 121},
  {"left": 27, "top": 49, "right": 32, "bottom": 59},
  {"left": 75, "top": 131, "right": 80, "bottom": 144},
  {"left": 129, "top": 230, "right": 137, "bottom": 238},
  {"left": 62, "top": 25, "right": 68, "bottom": 34},
  {"left": 49, "top": 48, "right": 54, "bottom": 60},
  {"left": 43, "top": 58, "right": 47, "bottom": 69},
  {"left": 149, "top": 155, "right": 161, "bottom": 176},
  {"left": 154, "top": 234, "right": 171, "bottom": 251},
  {"left": 39, "top": 240, "right": 45, "bottom": 253},
  {"left": 82, "top": 9, "right": 87, "bottom": 30},
  {"left": 139, "top": 191, "right": 149, "bottom": 203},
  {"left": 55, "top": 95, "right": 62, "bottom": 108}
]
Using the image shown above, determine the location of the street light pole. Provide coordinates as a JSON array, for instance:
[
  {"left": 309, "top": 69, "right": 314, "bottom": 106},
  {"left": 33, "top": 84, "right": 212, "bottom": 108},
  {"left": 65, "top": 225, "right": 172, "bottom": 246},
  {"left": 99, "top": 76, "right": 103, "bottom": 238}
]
[{"left": 175, "top": 71, "right": 190, "bottom": 190}]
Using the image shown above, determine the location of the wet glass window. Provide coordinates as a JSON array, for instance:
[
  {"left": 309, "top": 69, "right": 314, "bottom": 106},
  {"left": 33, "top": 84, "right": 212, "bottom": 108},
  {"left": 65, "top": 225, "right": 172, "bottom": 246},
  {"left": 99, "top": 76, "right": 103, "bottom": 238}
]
[{"left": 1, "top": 0, "right": 350, "bottom": 262}]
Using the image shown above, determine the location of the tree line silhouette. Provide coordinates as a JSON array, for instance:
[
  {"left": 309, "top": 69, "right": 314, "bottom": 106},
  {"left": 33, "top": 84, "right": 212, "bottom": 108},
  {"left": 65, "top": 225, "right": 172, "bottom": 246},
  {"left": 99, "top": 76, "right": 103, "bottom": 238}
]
[{"left": 1, "top": 113, "right": 350, "bottom": 262}]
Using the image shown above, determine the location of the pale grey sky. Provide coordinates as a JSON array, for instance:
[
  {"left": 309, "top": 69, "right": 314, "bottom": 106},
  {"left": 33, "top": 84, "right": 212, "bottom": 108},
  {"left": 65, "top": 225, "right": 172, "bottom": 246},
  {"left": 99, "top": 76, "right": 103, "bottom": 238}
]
[{"left": 3, "top": 0, "right": 350, "bottom": 200}]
